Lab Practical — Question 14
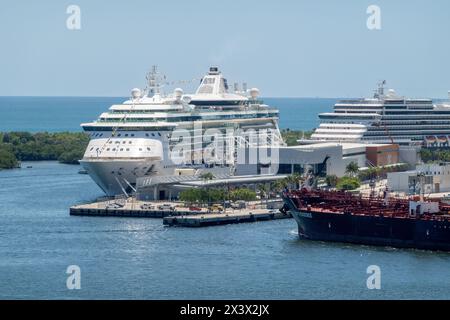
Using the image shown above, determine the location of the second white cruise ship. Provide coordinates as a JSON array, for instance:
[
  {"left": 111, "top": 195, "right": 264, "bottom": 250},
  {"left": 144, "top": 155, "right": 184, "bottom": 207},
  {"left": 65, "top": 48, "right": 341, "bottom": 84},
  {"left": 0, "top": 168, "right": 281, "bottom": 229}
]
[
  {"left": 80, "top": 67, "right": 284, "bottom": 196},
  {"left": 310, "top": 81, "right": 450, "bottom": 146}
]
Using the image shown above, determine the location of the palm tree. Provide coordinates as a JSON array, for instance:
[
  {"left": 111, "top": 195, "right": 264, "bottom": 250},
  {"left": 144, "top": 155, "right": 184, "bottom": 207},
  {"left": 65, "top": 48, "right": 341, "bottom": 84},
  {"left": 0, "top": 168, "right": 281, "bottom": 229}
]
[
  {"left": 345, "top": 162, "right": 359, "bottom": 177},
  {"left": 199, "top": 172, "right": 215, "bottom": 206},
  {"left": 257, "top": 184, "right": 267, "bottom": 205}
]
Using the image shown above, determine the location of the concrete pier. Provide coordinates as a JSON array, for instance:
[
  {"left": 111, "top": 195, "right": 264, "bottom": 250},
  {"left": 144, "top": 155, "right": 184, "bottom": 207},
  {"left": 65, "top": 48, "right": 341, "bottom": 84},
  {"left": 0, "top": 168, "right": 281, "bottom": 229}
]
[
  {"left": 70, "top": 198, "right": 291, "bottom": 227},
  {"left": 70, "top": 199, "right": 204, "bottom": 218},
  {"left": 163, "top": 209, "right": 292, "bottom": 227}
]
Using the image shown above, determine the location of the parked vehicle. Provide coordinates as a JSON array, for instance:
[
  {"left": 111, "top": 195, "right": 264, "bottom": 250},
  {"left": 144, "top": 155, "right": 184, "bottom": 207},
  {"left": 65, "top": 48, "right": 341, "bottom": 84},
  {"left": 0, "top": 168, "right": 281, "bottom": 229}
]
[
  {"left": 106, "top": 203, "right": 124, "bottom": 209},
  {"left": 209, "top": 204, "right": 224, "bottom": 212},
  {"left": 158, "top": 203, "right": 175, "bottom": 211},
  {"left": 140, "top": 203, "right": 155, "bottom": 210},
  {"left": 232, "top": 201, "right": 246, "bottom": 209}
]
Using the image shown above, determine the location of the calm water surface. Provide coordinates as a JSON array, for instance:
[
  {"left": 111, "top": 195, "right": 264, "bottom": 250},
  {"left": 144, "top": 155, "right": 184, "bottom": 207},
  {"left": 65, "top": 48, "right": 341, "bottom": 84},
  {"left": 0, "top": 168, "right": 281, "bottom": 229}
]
[{"left": 0, "top": 162, "right": 449, "bottom": 299}]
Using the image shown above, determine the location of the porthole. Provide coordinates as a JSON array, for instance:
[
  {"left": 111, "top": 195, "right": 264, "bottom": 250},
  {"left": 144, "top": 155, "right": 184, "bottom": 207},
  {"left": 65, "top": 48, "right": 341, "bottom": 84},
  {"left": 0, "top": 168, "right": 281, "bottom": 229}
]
[
  {"left": 145, "top": 133, "right": 149, "bottom": 137},
  {"left": 120, "top": 148, "right": 123, "bottom": 151},
  {"left": 106, "top": 148, "right": 110, "bottom": 151},
  {"left": 147, "top": 147, "right": 151, "bottom": 151}
]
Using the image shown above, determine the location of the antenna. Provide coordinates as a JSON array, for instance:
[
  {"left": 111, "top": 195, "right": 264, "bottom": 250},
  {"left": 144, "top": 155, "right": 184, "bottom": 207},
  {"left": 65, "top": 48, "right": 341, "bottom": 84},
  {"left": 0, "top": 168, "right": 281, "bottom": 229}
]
[{"left": 146, "top": 65, "right": 166, "bottom": 97}]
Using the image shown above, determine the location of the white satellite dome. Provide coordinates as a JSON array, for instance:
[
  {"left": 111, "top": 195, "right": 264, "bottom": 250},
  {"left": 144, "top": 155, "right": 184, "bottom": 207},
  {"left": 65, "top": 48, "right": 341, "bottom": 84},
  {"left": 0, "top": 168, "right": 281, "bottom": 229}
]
[
  {"left": 131, "top": 88, "right": 141, "bottom": 99},
  {"left": 249, "top": 88, "right": 260, "bottom": 99},
  {"left": 174, "top": 88, "right": 184, "bottom": 100},
  {"left": 386, "top": 89, "right": 397, "bottom": 97}
]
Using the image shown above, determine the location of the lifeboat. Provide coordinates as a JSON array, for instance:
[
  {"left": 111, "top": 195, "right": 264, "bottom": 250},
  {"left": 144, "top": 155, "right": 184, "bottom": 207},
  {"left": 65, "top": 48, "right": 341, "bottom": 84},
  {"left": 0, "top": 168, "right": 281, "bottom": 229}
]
[
  {"left": 425, "top": 136, "right": 437, "bottom": 144},
  {"left": 438, "top": 136, "right": 449, "bottom": 144}
]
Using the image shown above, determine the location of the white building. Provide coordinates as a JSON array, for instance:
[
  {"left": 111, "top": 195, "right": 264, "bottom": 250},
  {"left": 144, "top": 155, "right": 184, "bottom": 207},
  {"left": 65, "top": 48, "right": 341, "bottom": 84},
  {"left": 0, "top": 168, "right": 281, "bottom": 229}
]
[
  {"left": 388, "top": 163, "right": 450, "bottom": 194},
  {"left": 236, "top": 142, "right": 398, "bottom": 178}
]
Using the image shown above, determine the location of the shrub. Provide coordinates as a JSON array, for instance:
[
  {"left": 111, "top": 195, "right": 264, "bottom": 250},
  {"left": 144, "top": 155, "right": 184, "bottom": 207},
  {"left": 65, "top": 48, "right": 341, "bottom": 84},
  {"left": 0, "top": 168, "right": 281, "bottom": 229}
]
[{"left": 336, "top": 177, "right": 360, "bottom": 191}]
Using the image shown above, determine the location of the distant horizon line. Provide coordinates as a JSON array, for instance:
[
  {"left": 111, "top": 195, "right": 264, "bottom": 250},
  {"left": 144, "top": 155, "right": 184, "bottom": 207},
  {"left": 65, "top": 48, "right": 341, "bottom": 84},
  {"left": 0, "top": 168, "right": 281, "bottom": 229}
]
[
  {"left": 0, "top": 95, "right": 345, "bottom": 99},
  {"left": 0, "top": 95, "right": 448, "bottom": 100}
]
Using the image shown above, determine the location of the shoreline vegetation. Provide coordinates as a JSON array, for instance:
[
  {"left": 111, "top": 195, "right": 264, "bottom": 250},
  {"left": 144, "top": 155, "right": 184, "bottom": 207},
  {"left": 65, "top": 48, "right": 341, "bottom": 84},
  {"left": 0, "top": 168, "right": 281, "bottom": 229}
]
[
  {"left": 280, "top": 129, "right": 312, "bottom": 146},
  {"left": 0, "top": 129, "right": 311, "bottom": 170},
  {"left": 0, "top": 132, "right": 89, "bottom": 169}
]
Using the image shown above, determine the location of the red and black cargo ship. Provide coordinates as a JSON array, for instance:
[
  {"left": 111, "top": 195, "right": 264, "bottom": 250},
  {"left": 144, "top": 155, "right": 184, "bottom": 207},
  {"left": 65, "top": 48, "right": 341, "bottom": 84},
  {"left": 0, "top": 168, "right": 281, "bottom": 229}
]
[{"left": 282, "top": 189, "right": 450, "bottom": 251}]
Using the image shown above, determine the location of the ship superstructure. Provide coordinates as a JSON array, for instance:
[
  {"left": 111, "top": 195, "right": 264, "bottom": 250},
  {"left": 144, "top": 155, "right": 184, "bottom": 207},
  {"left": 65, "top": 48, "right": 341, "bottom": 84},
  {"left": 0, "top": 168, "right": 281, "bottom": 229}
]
[
  {"left": 310, "top": 82, "right": 450, "bottom": 146},
  {"left": 80, "top": 67, "right": 284, "bottom": 196}
]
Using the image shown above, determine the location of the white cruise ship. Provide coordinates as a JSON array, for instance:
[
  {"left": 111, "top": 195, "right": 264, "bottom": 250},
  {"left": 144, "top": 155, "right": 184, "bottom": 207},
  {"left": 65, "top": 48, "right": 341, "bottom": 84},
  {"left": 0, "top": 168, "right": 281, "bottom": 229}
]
[
  {"left": 80, "top": 67, "right": 284, "bottom": 196},
  {"left": 310, "top": 81, "right": 450, "bottom": 146}
]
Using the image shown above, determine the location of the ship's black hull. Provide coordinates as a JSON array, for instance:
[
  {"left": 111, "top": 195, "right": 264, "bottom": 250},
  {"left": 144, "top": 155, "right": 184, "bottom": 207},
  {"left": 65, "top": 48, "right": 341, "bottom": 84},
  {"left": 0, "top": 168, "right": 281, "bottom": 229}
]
[{"left": 285, "top": 202, "right": 450, "bottom": 252}]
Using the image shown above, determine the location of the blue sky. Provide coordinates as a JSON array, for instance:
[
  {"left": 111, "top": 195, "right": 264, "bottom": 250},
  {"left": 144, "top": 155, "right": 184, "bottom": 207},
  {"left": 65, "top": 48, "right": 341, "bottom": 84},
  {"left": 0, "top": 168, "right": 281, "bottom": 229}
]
[{"left": 0, "top": 0, "right": 449, "bottom": 98}]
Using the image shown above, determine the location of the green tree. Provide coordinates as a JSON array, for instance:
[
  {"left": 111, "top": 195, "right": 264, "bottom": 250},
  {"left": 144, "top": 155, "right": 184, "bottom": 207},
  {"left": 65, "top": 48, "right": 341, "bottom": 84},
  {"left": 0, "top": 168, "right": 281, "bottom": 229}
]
[
  {"left": 281, "top": 129, "right": 313, "bottom": 146},
  {"left": 0, "top": 149, "right": 19, "bottom": 169},
  {"left": 230, "top": 188, "right": 257, "bottom": 202},
  {"left": 199, "top": 172, "right": 215, "bottom": 182},
  {"left": 345, "top": 161, "right": 359, "bottom": 177},
  {"left": 336, "top": 176, "right": 360, "bottom": 191}
]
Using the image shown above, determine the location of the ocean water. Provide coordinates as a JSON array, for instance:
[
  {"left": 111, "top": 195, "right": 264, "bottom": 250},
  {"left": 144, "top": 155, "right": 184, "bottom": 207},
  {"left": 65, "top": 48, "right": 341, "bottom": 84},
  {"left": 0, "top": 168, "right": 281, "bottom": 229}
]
[
  {"left": 0, "top": 97, "right": 450, "bottom": 300},
  {"left": 0, "top": 96, "right": 334, "bottom": 132}
]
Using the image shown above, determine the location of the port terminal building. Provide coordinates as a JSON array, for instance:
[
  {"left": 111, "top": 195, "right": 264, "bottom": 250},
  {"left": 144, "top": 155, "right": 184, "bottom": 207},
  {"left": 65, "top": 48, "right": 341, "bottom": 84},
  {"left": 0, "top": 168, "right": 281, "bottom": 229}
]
[
  {"left": 235, "top": 142, "right": 403, "bottom": 177},
  {"left": 135, "top": 142, "right": 407, "bottom": 200}
]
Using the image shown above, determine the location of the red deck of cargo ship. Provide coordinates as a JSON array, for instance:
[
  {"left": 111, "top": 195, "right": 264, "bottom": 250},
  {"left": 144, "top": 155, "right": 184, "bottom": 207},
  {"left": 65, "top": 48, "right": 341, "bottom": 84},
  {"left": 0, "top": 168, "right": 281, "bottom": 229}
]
[{"left": 285, "top": 189, "right": 450, "bottom": 222}]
